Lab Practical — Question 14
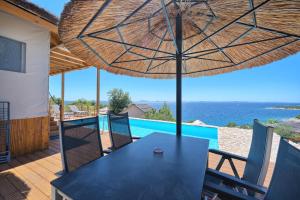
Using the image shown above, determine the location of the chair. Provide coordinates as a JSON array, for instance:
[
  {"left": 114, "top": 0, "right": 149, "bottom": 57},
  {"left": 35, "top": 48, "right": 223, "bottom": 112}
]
[
  {"left": 59, "top": 117, "right": 104, "bottom": 173},
  {"left": 69, "top": 105, "right": 88, "bottom": 116},
  {"left": 204, "top": 138, "right": 300, "bottom": 200},
  {"left": 107, "top": 112, "right": 139, "bottom": 150},
  {"left": 51, "top": 104, "right": 73, "bottom": 119},
  {"left": 207, "top": 119, "right": 273, "bottom": 188}
]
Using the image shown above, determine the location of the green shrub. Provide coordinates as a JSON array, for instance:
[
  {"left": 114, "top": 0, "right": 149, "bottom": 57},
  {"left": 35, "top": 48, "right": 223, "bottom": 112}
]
[
  {"left": 145, "top": 103, "right": 175, "bottom": 122},
  {"left": 107, "top": 89, "right": 131, "bottom": 113},
  {"left": 239, "top": 124, "right": 252, "bottom": 129},
  {"left": 226, "top": 122, "right": 237, "bottom": 127},
  {"left": 266, "top": 119, "right": 279, "bottom": 125},
  {"left": 275, "top": 124, "right": 295, "bottom": 139},
  {"left": 296, "top": 115, "right": 300, "bottom": 119}
]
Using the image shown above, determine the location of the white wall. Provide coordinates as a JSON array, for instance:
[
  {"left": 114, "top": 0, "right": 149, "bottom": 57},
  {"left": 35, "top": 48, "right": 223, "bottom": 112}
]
[{"left": 0, "top": 11, "right": 50, "bottom": 119}]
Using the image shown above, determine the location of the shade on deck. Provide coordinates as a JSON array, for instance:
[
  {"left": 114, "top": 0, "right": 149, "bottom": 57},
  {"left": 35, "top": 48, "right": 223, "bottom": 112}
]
[{"left": 59, "top": 0, "right": 300, "bottom": 79}]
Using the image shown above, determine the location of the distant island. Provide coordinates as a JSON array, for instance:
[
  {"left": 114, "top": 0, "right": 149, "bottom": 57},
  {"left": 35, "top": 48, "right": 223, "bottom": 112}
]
[{"left": 268, "top": 105, "right": 300, "bottom": 110}]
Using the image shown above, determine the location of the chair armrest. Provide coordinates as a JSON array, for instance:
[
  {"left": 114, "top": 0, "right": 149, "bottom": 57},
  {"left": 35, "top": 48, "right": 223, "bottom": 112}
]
[
  {"left": 103, "top": 149, "right": 112, "bottom": 154},
  {"left": 209, "top": 149, "right": 248, "bottom": 162},
  {"left": 204, "top": 181, "right": 259, "bottom": 200},
  {"left": 132, "top": 136, "right": 141, "bottom": 140},
  {"left": 206, "top": 168, "right": 267, "bottom": 194}
]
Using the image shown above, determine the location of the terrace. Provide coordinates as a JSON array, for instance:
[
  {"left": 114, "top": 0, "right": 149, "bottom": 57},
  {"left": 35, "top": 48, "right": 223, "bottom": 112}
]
[{"left": 0, "top": 134, "right": 275, "bottom": 200}]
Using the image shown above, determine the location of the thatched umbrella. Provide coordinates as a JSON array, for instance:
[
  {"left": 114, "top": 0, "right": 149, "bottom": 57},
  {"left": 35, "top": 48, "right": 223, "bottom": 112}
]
[{"left": 59, "top": 0, "right": 300, "bottom": 135}]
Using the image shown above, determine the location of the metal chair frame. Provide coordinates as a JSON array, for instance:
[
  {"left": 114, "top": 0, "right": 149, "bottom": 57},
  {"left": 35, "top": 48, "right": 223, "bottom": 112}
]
[
  {"left": 107, "top": 112, "right": 139, "bottom": 150},
  {"left": 60, "top": 117, "right": 104, "bottom": 173}
]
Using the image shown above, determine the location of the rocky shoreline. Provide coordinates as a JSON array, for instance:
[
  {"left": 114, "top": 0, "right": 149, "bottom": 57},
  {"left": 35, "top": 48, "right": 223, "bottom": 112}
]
[{"left": 218, "top": 127, "right": 300, "bottom": 162}]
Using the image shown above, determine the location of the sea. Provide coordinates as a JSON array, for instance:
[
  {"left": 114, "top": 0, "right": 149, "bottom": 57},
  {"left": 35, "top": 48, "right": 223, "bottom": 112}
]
[
  {"left": 145, "top": 102, "right": 300, "bottom": 126},
  {"left": 65, "top": 100, "right": 300, "bottom": 126}
]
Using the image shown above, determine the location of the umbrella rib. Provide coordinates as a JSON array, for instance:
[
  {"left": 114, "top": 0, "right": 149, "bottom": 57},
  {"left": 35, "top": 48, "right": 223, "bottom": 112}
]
[
  {"left": 204, "top": 1, "right": 216, "bottom": 18},
  {"left": 236, "top": 22, "right": 300, "bottom": 39},
  {"left": 189, "top": 20, "right": 235, "bottom": 64},
  {"left": 84, "top": 0, "right": 159, "bottom": 38},
  {"left": 104, "top": 32, "right": 296, "bottom": 77},
  {"left": 183, "top": 0, "right": 272, "bottom": 53},
  {"left": 161, "top": 0, "right": 179, "bottom": 53},
  {"left": 113, "top": 56, "right": 174, "bottom": 64},
  {"left": 185, "top": 35, "right": 291, "bottom": 56},
  {"left": 248, "top": 0, "right": 257, "bottom": 26},
  {"left": 146, "top": 29, "right": 169, "bottom": 72},
  {"left": 77, "top": 0, "right": 112, "bottom": 38},
  {"left": 78, "top": 38, "right": 111, "bottom": 67},
  {"left": 88, "top": 35, "right": 175, "bottom": 56},
  {"left": 117, "top": 0, "right": 152, "bottom": 28},
  {"left": 185, "top": 38, "right": 299, "bottom": 75},
  {"left": 147, "top": 59, "right": 172, "bottom": 72},
  {"left": 184, "top": 56, "right": 233, "bottom": 64},
  {"left": 226, "top": 27, "right": 254, "bottom": 46},
  {"left": 116, "top": 27, "right": 128, "bottom": 50},
  {"left": 110, "top": 47, "right": 134, "bottom": 64}
]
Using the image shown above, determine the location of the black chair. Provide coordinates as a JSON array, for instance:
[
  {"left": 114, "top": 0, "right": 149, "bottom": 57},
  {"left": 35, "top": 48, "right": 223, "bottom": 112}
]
[
  {"left": 60, "top": 117, "right": 104, "bottom": 173},
  {"left": 107, "top": 112, "right": 139, "bottom": 150},
  {"left": 207, "top": 119, "right": 273, "bottom": 188},
  {"left": 204, "top": 138, "right": 300, "bottom": 200}
]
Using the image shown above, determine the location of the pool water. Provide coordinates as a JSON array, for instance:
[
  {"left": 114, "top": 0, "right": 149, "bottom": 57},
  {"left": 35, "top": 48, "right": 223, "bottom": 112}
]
[{"left": 99, "top": 115, "right": 219, "bottom": 149}]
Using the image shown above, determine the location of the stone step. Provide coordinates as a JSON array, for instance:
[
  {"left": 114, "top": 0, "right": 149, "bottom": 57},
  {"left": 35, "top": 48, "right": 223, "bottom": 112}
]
[
  {"left": 50, "top": 125, "right": 59, "bottom": 132},
  {"left": 50, "top": 130, "right": 59, "bottom": 137},
  {"left": 50, "top": 121, "right": 57, "bottom": 126}
]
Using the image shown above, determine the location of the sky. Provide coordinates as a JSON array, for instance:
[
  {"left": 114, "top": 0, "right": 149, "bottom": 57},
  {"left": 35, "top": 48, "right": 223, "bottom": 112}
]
[{"left": 32, "top": 0, "right": 300, "bottom": 103}]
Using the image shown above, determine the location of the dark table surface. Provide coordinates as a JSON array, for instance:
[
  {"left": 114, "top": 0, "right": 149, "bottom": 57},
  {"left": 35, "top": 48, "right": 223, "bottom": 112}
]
[{"left": 51, "top": 132, "right": 209, "bottom": 200}]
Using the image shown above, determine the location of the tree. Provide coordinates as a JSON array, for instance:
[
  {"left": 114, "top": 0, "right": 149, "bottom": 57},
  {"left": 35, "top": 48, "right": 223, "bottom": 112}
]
[
  {"left": 49, "top": 95, "right": 61, "bottom": 105},
  {"left": 145, "top": 102, "right": 175, "bottom": 121},
  {"left": 107, "top": 89, "right": 131, "bottom": 113},
  {"left": 226, "top": 122, "right": 237, "bottom": 127}
]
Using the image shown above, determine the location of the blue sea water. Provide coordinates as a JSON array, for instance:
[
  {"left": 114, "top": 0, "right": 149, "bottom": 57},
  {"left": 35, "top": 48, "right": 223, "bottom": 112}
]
[
  {"left": 146, "top": 102, "right": 300, "bottom": 126},
  {"left": 99, "top": 115, "right": 219, "bottom": 149}
]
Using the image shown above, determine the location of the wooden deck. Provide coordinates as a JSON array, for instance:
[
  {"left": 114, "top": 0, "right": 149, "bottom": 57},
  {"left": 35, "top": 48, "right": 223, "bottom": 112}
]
[{"left": 0, "top": 133, "right": 274, "bottom": 200}]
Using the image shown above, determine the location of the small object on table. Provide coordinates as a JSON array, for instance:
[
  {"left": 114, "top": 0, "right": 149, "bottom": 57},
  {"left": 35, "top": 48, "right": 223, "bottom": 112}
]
[{"left": 153, "top": 147, "right": 164, "bottom": 155}]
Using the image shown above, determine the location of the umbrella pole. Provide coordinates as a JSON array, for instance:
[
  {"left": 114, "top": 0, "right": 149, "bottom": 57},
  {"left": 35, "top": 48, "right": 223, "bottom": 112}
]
[{"left": 176, "top": 13, "right": 182, "bottom": 137}]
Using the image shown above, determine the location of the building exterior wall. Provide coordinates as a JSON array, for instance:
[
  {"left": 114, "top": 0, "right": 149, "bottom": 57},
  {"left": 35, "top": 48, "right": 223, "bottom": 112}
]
[
  {"left": 124, "top": 105, "right": 146, "bottom": 119},
  {"left": 0, "top": 11, "right": 50, "bottom": 156}
]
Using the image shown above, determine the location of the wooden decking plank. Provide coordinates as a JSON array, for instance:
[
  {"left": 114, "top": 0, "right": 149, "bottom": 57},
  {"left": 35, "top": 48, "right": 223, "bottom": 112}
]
[
  {"left": 3, "top": 167, "right": 49, "bottom": 200},
  {"left": 16, "top": 156, "right": 58, "bottom": 182},
  {"left": 0, "top": 173, "right": 24, "bottom": 200},
  {"left": 0, "top": 134, "right": 275, "bottom": 200},
  {"left": 7, "top": 159, "right": 51, "bottom": 197},
  {"left": 33, "top": 151, "right": 62, "bottom": 167},
  {"left": 5, "top": 172, "right": 30, "bottom": 199}
]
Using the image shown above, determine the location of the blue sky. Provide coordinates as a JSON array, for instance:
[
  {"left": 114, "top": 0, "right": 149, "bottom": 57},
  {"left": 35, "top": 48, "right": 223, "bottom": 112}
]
[{"left": 32, "top": 0, "right": 300, "bottom": 103}]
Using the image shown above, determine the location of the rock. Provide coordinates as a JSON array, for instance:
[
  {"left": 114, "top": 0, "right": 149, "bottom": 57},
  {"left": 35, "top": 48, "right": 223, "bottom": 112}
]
[
  {"left": 191, "top": 120, "right": 206, "bottom": 125},
  {"left": 218, "top": 127, "right": 280, "bottom": 162}
]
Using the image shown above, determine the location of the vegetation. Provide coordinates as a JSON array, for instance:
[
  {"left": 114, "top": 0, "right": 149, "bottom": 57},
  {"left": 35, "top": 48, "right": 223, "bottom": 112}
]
[
  {"left": 49, "top": 95, "right": 61, "bottom": 105},
  {"left": 274, "top": 124, "right": 296, "bottom": 140},
  {"left": 266, "top": 119, "right": 279, "bottom": 125},
  {"left": 145, "top": 102, "right": 175, "bottom": 122},
  {"left": 273, "top": 105, "right": 300, "bottom": 110},
  {"left": 107, "top": 89, "right": 131, "bottom": 113},
  {"left": 296, "top": 115, "right": 300, "bottom": 119},
  {"left": 239, "top": 124, "right": 253, "bottom": 129},
  {"left": 226, "top": 122, "right": 237, "bottom": 127},
  {"left": 225, "top": 119, "right": 298, "bottom": 140}
]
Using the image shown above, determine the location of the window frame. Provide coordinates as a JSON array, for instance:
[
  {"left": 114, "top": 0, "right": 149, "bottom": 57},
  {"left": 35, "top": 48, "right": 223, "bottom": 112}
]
[{"left": 0, "top": 35, "right": 26, "bottom": 73}]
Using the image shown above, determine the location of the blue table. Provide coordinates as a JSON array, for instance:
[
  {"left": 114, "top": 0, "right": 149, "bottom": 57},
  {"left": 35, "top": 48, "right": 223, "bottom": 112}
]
[{"left": 51, "top": 132, "right": 209, "bottom": 200}]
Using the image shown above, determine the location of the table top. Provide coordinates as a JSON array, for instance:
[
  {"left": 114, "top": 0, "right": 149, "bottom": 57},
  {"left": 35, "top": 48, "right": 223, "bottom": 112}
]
[{"left": 51, "top": 132, "right": 209, "bottom": 200}]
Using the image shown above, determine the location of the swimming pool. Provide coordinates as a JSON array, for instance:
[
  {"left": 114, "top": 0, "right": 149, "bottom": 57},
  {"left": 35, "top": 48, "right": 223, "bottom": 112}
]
[{"left": 99, "top": 115, "right": 219, "bottom": 149}]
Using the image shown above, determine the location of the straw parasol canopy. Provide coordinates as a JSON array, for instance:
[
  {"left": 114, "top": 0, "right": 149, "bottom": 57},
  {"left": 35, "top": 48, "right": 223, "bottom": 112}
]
[{"left": 59, "top": 0, "right": 300, "bottom": 79}]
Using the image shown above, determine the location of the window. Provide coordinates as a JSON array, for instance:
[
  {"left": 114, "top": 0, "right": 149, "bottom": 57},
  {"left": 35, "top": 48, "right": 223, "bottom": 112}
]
[{"left": 0, "top": 35, "right": 26, "bottom": 73}]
